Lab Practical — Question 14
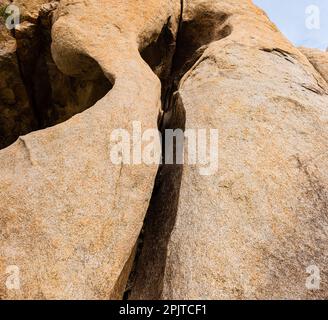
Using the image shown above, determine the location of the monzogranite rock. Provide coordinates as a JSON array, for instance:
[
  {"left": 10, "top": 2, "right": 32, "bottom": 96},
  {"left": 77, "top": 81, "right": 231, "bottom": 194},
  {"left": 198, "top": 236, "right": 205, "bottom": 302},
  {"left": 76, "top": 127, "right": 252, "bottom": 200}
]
[
  {"left": 159, "top": 1, "right": 328, "bottom": 299},
  {"left": 130, "top": 0, "right": 328, "bottom": 300},
  {"left": 299, "top": 47, "right": 328, "bottom": 83},
  {"left": 0, "top": 0, "right": 328, "bottom": 300},
  {"left": 0, "top": 0, "right": 180, "bottom": 299}
]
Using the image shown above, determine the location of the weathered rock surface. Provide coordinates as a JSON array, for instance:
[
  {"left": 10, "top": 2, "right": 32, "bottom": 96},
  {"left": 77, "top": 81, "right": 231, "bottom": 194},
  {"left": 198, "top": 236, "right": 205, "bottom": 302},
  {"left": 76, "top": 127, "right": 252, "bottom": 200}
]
[
  {"left": 299, "top": 47, "right": 328, "bottom": 83},
  {"left": 1, "top": 0, "right": 328, "bottom": 300},
  {"left": 0, "top": 0, "right": 180, "bottom": 299},
  {"left": 161, "top": 0, "right": 328, "bottom": 299},
  {"left": 0, "top": 0, "right": 36, "bottom": 148},
  {"left": 0, "top": 0, "right": 113, "bottom": 149},
  {"left": 130, "top": 0, "right": 328, "bottom": 300}
]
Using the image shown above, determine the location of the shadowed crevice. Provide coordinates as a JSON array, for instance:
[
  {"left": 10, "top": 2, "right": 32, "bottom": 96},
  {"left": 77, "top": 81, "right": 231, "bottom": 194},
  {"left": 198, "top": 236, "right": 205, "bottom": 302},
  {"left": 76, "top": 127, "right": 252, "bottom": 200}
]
[
  {"left": 124, "top": 4, "right": 232, "bottom": 300},
  {"left": 0, "top": 7, "right": 113, "bottom": 150}
]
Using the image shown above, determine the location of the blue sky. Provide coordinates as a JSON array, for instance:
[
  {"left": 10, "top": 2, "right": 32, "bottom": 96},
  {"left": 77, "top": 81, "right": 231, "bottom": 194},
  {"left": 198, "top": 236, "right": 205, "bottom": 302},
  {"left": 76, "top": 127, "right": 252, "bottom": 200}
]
[{"left": 253, "top": 0, "right": 328, "bottom": 50}]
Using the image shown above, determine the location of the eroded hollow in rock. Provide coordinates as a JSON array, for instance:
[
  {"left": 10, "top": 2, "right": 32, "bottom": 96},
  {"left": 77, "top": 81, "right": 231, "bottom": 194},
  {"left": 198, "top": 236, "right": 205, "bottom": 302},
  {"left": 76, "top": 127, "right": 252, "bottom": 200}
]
[
  {"left": 170, "top": 10, "right": 231, "bottom": 80},
  {"left": 0, "top": 2, "right": 233, "bottom": 299},
  {"left": 125, "top": 8, "right": 232, "bottom": 300},
  {"left": 0, "top": 11, "right": 113, "bottom": 150}
]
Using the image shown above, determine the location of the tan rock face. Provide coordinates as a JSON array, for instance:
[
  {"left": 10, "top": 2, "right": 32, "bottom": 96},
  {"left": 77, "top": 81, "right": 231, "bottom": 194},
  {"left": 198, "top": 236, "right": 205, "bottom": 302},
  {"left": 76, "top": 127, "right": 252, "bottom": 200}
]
[
  {"left": 130, "top": 0, "right": 328, "bottom": 300},
  {"left": 160, "top": 0, "right": 328, "bottom": 299},
  {"left": 0, "top": 0, "right": 180, "bottom": 299},
  {"left": 0, "top": 1, "right": 113, "bottom": 149},
  {"left": 1, "top": 0, "right": 328, "bottom": 300},
  {"left": 299, "top": 47, "right": 328, "bottom": 83}
]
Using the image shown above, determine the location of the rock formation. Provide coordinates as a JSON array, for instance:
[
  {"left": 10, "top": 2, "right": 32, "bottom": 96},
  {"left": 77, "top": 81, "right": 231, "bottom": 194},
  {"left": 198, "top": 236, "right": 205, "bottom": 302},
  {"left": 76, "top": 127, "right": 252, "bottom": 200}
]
[
  {"left": 0, "top": 0, "right": 180, "bottom": 299},
  {"left": 299, "top": 47, "right": 328, "bottom": 83},
  {"left": 0, "top": 0, "right": 327, "bottom": 300}
]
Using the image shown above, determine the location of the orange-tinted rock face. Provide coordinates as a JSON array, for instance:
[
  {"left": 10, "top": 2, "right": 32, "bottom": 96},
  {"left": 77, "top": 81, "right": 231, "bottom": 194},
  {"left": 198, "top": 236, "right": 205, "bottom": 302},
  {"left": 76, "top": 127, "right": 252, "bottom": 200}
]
[{"left": 0, "top": 0, "right": 328, "bottom": 300}]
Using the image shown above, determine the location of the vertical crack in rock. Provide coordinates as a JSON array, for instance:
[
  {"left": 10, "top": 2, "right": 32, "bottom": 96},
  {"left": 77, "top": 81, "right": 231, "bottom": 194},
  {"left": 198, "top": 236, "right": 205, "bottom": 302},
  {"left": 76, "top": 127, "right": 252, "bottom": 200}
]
[
  {"left": 1, "top": 0, "right": 328, "bottom": 300},
  {"left": 123, "top": 0, "right": 185, "bottom": 300},
  {"left": 123, "top": 6, "right": 185, "bottom": 299},
  {"left": 1, "top": 0, "right": 186, "bottom": 300},
  {"left": 124, "top": 3, "right": 232, "bottom": 300}
]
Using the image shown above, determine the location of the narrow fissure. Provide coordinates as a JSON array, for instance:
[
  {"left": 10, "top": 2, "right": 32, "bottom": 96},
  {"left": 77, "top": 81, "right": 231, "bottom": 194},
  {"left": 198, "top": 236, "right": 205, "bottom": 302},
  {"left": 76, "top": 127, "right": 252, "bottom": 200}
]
[
  {"left": 123, "top": 1, "right": 185, "bottom": 300},
  {"left": 1, "top": 1, "right": 232, "bottom": 299},
  {"left": 124, "top": 3, "right": 232, "bottom": 299}
]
